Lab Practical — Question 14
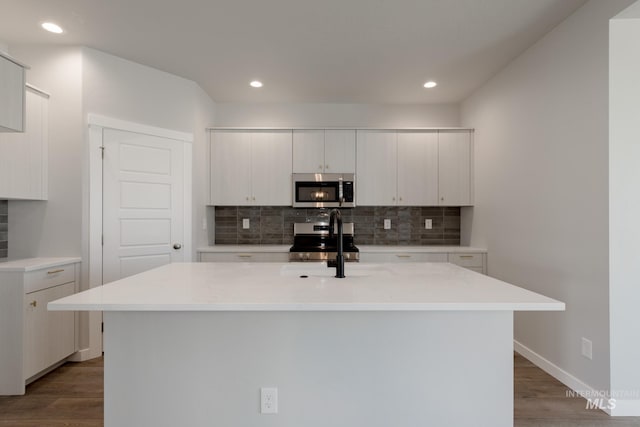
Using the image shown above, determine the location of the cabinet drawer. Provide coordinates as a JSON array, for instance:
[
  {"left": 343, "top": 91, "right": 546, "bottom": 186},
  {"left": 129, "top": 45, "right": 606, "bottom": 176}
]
[
  {"left": 448, "top": 253, "right": 483, "bottom": 268},
  {"left": 199, "top": 252, "right": 289, "bottom": 263},
  {"left": 24, "top": 265, "right": 75, "bottom": 294},
  {"left": 360, "top": 253, "right": 448, "bottom": 263}
]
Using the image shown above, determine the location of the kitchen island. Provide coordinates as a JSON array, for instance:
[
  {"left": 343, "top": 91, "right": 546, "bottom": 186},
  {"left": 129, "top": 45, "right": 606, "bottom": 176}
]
[{"left": 49, "top": 262, "right": 564, "bottom": 427}]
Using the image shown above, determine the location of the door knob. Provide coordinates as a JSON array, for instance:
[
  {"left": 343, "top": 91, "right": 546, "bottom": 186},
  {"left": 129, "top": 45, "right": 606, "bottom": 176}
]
[{"left": 173, "top": 243, "right": 182, "bottom": 250}]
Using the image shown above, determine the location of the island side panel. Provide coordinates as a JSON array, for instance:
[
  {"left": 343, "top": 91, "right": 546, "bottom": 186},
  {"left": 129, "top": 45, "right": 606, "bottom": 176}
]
[{"left": 104, "top": 311, "right": 513, "bottom": 427}]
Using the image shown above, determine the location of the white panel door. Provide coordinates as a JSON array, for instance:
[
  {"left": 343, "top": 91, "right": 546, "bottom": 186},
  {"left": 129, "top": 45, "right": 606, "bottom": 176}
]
[
  {"left": 324, "top": 130, "right": 356, "bottom": 173},
  {"left": 210, "top": 131, "right": 253, "bottom": 205},
  {"left": 438, "top": 130, "right": 471, "bottom": 206},
  {"left": 292, "top": 130, "right": 325, "bottom": 173},
  {"left": 103, "top": 129, "right": 185, "bottom": 285},
  {"left": 356, "top": 130, "right": 397, "bottom": 206},
  {"left": 251, "top": 130, "right": 292, "bottom": 205},
  {"left": 397, "top": 131, "right": 439, "bottom": 206}
]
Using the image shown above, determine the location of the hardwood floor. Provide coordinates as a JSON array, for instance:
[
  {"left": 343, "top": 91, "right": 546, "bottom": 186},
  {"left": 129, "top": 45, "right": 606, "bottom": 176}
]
[
  {"left": 0, "top": 353, "right": 638, "bottom": 426},
  {"left": 0, "top": 357, "right": 103, "bottom": 426}
]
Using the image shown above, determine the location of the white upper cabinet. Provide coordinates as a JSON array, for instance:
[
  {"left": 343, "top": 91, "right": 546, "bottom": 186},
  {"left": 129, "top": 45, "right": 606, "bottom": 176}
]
[
  {"left": 356, "top": 130, "right": 397, "bottom": 206},
  {"left": 0, "top": 87, "right": 49, "bottom": 200},
  {"left": 0, "top": 53, "right": 27, "bottom": 133},
  {"left": 397, "top": 131, "right": 439, "bottom": 206},
  {"left": 438, "top": 130, "right": 472, "bottom": 206},
  {"left": 292, "top": 130, "right": 325, "bottom": 173},
  {"left": 251, "top": 131, "right": 293, "bottom": 205},
  {"left": 292, "top": 129, "right": 355, "bottom": 173},
  {"left": 210, "top": 130, "right": 292, "bottom": 206},
  {"left": 357, "top": 129, "right": 472, "bottom": 206},
  {"left": 324, "top": 130, "right": 356, "bottom": 173}
]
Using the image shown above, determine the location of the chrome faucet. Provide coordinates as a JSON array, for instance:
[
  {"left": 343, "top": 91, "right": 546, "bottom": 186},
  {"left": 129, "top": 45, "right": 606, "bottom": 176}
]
[{"left": 328, "top": 208, "right": 345, "bottom": 278}]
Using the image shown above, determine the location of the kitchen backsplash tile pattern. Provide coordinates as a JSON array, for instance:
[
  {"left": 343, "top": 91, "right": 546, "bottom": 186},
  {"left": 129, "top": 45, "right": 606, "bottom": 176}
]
[
  {"left": 0, "top": 200, "right": 7, "bottom": 258},
  {"left": 214, "top": 206, "right": 460, "bottom": 245}
]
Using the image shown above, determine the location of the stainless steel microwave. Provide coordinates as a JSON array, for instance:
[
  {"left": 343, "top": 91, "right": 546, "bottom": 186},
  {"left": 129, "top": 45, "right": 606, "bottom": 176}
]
[{"left": 292, "top": 173, "right": 355, "bottom": 208}]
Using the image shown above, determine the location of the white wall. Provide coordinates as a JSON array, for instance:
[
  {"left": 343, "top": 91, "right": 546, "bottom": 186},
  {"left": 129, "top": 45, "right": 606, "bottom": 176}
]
[
  {"left": 6, "top": 45, "right": 216, "bottom": 354},
  {"left": 8, "top": 46, "right": 84, "bottom": 260},
  {"left": 215, "top": 103, "right": 459, "bottom": 128},
  {"left": 0, "top": 41, "right": 8, "bottom": 53},
  {"left": 609, "top": 1, "right": 640, "bottom": 415},
  {"left": 461, "top": 0, "right": 635, "bottom": 395},
  {"left": 81, "top": 47, "right": 216, "bottom": 257}
]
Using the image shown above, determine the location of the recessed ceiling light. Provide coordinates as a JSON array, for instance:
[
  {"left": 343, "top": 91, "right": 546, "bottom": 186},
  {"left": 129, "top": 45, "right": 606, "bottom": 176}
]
[
  {"left": 423, "top": 81, "right": 437, "bottom": 89},
  {"left": 41, "top": 22, "right": 64, "bottom": 34},
  {"left": 249, "top": 81, "right": 263, "bottom": 88}
]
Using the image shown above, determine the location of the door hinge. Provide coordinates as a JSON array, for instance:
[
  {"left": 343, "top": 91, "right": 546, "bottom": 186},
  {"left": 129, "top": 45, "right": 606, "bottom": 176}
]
[
  {"left": 99, "top": 146, "right": 105, "bottom": 159},
  {"left": 101, "top": 322, "right": 104, "bottom": 333},
  {"left": 101, "top": 234, "right": 104, "bottom": 246}
]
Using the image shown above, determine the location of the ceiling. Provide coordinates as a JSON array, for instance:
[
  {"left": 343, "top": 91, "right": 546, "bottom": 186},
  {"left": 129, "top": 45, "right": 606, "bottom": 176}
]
[{"left": 0, "top": 0, "right": 587, "bottom": 104}]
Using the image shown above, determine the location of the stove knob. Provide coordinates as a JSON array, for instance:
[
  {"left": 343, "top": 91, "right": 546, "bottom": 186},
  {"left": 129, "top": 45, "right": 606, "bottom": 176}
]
[
  {"left": 345, "top": 253, "right": 350, "bottom": 260},
  {"left": 305, "top": 253, "right": 311, "bottom": 260},
  {"left": 298, "top": 253, "right": 304, "bottom": 260}
]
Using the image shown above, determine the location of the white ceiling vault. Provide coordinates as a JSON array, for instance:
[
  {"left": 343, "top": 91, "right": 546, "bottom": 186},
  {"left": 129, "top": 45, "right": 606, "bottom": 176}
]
[{"left": 0, "top": 0, "right": 587, "bottom": 103}]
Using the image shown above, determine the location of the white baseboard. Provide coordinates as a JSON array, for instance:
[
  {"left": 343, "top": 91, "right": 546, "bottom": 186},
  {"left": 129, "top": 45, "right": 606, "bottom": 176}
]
[
  {"left": 68, "top": 348, "right": 102, "bottom": 362},
  {"left": 514, "top": 340, "right": 613, "bottom": 415}
]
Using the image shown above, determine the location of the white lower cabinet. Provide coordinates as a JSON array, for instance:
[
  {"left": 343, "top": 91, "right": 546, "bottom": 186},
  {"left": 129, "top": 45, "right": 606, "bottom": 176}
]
[
  {"left": 199, "top": 252, "right": 289, "bottom": 262},
  {"left": 360, "top": 249, "right": 487, "bottom": 274},
  {"left": 0, "top": 259, "right": 79, "bottom": 395},
  {"left": 361, "top": 253, "right": 448, "bottom": 263},
  {"left": 24, "top": 282, "right": 75, "bottom": 379}
]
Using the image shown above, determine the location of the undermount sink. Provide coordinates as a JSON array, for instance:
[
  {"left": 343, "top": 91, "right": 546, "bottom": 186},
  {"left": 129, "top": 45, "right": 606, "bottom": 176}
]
[{"left": 280, "top": 263, "right": 390, "bottom": 278}]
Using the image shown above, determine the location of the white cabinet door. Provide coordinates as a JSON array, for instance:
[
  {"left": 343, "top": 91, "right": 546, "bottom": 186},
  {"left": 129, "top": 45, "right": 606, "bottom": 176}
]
[
  {"left": 324, "top": 130, "right": 356, "bottom": 173},
  {"left": 0, "top": 88, "right": 48, "bottom": 200},
  {"left": 211, "top": 131, "right": 253, "bottom": 205},
  {"left": 24, "top": 282, "right": 75, "bottom": 379},
  {"left": 251, "top": 130, "right": 292, "bottom": 206},
  {"left": 292, "top": 130, "right": 324, "bottom": 173},
  {"left": 438, "top": 130, "right": 472, "bottom": 206},
  {"left": 0, "top": 54, "right": 26, "bottom": 132},
  {"left": 397, "top": 131, "right": 439, "bottom": 206},
  {"left": 356, "top": 131, "right": 397, "bottom": 206}
]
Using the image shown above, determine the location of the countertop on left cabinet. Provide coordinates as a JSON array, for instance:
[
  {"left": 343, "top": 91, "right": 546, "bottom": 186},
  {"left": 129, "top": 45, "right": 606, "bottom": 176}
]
[{"left": 0, "top": 257, "right": 81, "bottom": 395}]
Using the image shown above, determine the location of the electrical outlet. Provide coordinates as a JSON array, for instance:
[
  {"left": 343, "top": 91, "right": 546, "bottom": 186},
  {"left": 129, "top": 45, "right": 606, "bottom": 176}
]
[
  {"left": 242, "top": 218, "right": 250, "bottom": 229},
  {"left": 425, "top": 219, "right": 433, "bottom": 230},
  {"left": 581, "top": 338, "right": 593, "bottom": 360},
  {"left": 260, "top": 387, "right": 278, "bottom": 414},
  {"left": 384, "top": 219, "right": 391, "bottom": 230}
]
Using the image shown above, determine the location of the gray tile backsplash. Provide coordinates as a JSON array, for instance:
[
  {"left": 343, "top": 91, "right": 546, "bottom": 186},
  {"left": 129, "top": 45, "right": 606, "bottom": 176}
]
[
  {"left": 0, "top": 200, "right": 7, "bottom": 258},
  {"left": 214, "top": 206, "right": 460, "bottom": 246}
]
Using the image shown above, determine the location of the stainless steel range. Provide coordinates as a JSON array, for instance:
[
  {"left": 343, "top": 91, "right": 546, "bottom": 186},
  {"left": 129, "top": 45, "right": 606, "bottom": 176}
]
[{"left": 289, "top": 222, "right": 360, "bottom": 262}]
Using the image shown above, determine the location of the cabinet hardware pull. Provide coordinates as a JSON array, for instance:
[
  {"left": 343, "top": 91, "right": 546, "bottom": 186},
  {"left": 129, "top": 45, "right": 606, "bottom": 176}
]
[
  {"left": 237, "top": 254, "right": 252, "bottom": 258},
  {"left": 319, "top": 165, "right": 323, "bottom": 169},
  {"left": 396, "top": 254, "right": 411, "bottom": 258},
  {"left": 30, "top": 301, "right": 37, "bottom": 307},
  {"left": 392, "top": 197, "right": 396, "bottom": 201},
  {"left": 459, "top": 255, "right": 474, "bottom": 259},
  {"left": 47, "top": 269, "right": 64, "bottom": 275},
  {"left": 252, "top": 196, "right": 256, "bottom": 201},
  {"left": 326, "top": 164, "right": 329, "bottom": 169}
]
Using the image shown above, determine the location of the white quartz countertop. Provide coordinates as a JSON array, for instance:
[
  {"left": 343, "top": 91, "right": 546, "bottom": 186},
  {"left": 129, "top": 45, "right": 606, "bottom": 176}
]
[
  {"left": 197, "top": 245, "right": 487, "bottom": 253},
  {"left": 0, "top": 257, "right": 81, "bottom": 272},
  {"left": 49, "top": 262, "right": 562, "bottom": 312}
]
